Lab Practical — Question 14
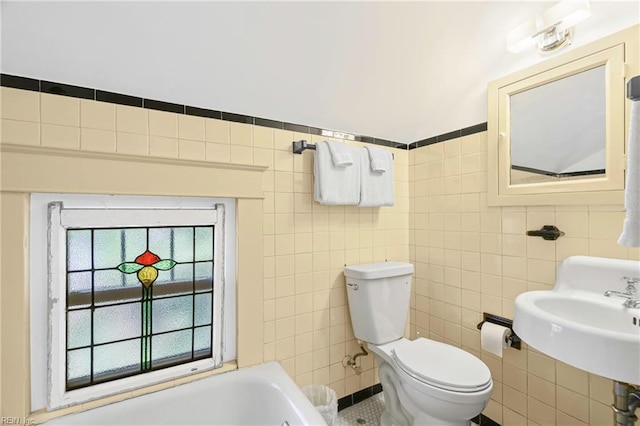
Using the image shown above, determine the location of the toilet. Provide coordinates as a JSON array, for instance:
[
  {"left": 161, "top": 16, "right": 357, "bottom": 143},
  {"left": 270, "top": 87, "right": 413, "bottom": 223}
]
[{"left": 344, "top": 262, "right": 493, "bottom": 426}]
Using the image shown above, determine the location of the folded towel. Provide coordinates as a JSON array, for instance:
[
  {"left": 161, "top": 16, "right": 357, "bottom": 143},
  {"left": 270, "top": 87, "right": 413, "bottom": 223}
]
[
  {"left": 365, "top": 145, "right": 391, "bottom": 173},
  {"left": 359, "top": 147, "right": 395, "bottom": 207},
  {"left": 618, "top": 100, "right": 640, "bottom": 247},
  {"left": 326, "top": 141, "right": 354, "bottom": 167},
  {"left": 313, "top": 141, "right": 360, "bottom": 205}
]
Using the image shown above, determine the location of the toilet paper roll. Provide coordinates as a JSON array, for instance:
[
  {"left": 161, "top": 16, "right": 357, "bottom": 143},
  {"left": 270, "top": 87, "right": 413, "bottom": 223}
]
[{"left": 481, "top": 322, "right": 511, "bottom": 358}]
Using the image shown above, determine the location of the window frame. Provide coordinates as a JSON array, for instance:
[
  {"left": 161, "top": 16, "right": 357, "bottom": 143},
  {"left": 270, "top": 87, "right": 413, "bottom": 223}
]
[{"left": 29, "top": 194, "right": 235, "bottom": 411}]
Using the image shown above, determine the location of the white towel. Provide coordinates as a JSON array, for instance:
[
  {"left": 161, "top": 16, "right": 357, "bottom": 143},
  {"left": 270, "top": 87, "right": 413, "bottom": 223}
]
[
  {"left": 313, "top": 141, "right": 360, "bottom": 205},
  {"left": 326, "top": 141, "right": 354, "bottom": 167},
  {"left": 618, "top": 101, "right": 640, "bottom": 247},
  {"left": 365, "top": 145, "right": 391, "bottom": 172},
  {"left": 359, "top": 147, "right": 395, "bottom": 207}
]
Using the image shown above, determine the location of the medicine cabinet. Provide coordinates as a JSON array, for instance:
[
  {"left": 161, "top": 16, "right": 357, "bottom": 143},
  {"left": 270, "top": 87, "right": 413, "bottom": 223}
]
[{"left": 487, "top": 25, "right": 638, "bottom": 206}]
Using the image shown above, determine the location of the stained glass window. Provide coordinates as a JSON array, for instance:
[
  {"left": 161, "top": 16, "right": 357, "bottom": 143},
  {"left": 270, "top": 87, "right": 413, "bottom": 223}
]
[{"left": 65, "top": 225, "right": 215, "bottom": 390}]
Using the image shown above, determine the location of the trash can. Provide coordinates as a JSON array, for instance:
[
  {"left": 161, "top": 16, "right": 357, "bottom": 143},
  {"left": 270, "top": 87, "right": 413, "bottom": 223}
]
[{"left": 302, "top": 385, "right": 338, "bottom": 425}]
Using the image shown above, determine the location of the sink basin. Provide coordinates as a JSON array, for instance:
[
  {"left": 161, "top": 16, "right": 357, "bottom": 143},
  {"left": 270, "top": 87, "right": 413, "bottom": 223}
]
[{"left": 514, "top": 256, "right": 640, "bottom": 385}]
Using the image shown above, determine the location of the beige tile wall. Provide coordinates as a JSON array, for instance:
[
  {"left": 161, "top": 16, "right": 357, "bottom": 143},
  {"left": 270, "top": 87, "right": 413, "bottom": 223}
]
[
  {"left": 3, "top": 85, "right": 635, "bottom": 425},
  {"left": 0, "top": 87, "right": 409, "bottom": 418},
  {"left": 408, "top": 131, "right": 639, "bottom": 426},
  {"left": 260, "top": 132, "right": 410, "bottom": 398}
]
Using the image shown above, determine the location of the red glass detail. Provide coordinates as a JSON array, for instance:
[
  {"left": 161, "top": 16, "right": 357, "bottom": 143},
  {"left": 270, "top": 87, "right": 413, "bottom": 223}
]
[{"left": 135, "top": 250, "right": 161, "bottom": 266}]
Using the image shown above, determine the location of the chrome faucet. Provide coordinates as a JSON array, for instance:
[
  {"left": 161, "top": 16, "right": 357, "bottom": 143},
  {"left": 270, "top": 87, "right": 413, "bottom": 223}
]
[{"left": 604, "top": 276, "right": 640, "bottom": 308}]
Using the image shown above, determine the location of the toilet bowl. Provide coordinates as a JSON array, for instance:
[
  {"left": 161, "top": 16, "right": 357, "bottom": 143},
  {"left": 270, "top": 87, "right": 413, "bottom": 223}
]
[
  {"left": 344, "top": 262, "right": 493, "bottom": 426},
  {"left": 370, "top": 337, "right": 492, "bottom": 426}
]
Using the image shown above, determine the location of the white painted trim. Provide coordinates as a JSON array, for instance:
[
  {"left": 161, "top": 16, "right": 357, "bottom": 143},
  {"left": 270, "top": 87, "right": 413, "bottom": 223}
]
[
  {"left": 60, "top": 209, "right": 219, "bottom": 228},
  {"left": 212, "top": 203, "right": 225, "bottom": 367},
  {"left": 47, "top": 202, "right": 66, "bottom": 411}
]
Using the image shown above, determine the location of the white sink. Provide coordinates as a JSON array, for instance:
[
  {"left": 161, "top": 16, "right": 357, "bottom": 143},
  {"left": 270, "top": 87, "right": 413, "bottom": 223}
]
[{"left": 514, "top": 256, "right": 640, "bottom": 385}]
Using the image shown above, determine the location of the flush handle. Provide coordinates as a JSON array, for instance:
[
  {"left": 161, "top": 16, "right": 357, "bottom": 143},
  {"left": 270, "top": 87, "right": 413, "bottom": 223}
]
[{"left": 347, "top": 283, "right": 359, "bottom": 291}]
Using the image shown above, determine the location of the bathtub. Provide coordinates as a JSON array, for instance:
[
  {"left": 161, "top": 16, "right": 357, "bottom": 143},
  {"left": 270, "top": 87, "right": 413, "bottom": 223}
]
[{"left": 47, "top": 362, "right": 327, "bottom": 425}]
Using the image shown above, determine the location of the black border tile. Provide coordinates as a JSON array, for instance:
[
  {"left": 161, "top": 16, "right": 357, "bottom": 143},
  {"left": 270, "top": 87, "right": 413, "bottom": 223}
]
[
  {"left": 41, "top": 80, "right": 94, "bottom": 99},
  {"left": 283, "top": 122, "right": 309, "bottom": 133},
  {"left": 416, "top": 136, "right": 438, "bottom": 149},
  {"left": 461, "top": 122, "right": 488, "bottom": 136},
  {"left": 437, "top": 129, "right": 462, "bottom": 143},
  {"left": 408, "top": 122, "right": 487, "bottom": 150},
  {"left": 373, "top": 138, "right": 395, "bottom": 148},
  {"left": 371, "top": 383, "right": 383, "bottom": 395},
  {"left": 337, "top": 395, "right": 353, "bottom": 411},
  {"left": 1, "top": 74, "right": 40, "bottom": 91},
  {"left": 254, "top": 117, "right": 283, "bottom": 129},
  {"left": 144, "top": 99, "right": 184, "bottom": 114},
  {"left": 186, "top": 106, "right": 222, "bottom": 120},
  {"left": 472, "top": 413, "right": 501, "bottom": 426},
  {"left": 352, "top": 387, "right": 373, "bottom": 404},
  {"left": 222, "top": 112, "right": 253, "bottom": 124},
  {"left": 2, "top": 73, "right": 415, "bottom": 151},
  {"left": 96, "top": 90, "right": 143, "bottom": 107}
]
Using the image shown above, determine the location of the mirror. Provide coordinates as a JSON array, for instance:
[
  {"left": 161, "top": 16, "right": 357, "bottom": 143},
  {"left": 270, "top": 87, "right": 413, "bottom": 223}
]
[
  {"left": 510, "top": 65, "right": 606, "bottom": 185},
  {"left": 487, "top": 25, "right": 638, "bottom": 206}
]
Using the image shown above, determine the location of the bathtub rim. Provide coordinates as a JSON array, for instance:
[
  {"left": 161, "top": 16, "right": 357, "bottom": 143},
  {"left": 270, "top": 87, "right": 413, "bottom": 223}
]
[{"left": 40, "top": 361, "right": 327, "bottom": 426}]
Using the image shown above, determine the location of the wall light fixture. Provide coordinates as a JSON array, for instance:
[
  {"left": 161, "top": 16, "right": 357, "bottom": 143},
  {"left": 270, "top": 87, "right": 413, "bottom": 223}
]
[{"left": 507, "top": 0, "right": 591, "bottom": 54}]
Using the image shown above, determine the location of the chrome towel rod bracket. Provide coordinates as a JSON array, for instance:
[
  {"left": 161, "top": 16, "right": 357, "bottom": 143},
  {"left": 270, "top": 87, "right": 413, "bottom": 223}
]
[{"left": 292, "top": 140, "right": 315, "bottom": 154}]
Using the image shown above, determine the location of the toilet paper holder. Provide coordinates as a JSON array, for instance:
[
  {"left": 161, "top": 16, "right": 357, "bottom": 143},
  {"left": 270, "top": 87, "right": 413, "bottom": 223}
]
[{"left": 477, "top": 312, "right": 521, "bottom": 350}]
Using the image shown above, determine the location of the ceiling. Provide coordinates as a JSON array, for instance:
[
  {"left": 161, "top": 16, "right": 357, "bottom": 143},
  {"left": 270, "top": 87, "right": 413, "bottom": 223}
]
[{"left": 1, "top": 1, "right": 638, "bottom": 143}]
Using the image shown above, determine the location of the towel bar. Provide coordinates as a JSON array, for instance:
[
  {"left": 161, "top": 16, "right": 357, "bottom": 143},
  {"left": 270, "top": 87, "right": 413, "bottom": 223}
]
[{"left": 292, "top": 140, "right": 394, "bottom": 159}]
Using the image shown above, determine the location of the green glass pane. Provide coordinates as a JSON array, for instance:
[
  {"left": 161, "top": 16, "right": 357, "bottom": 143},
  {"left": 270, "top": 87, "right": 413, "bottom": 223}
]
[
  {"left": 67, "top": 230, "right": 92, "bottom": 271},
  {"left": 152, "top": 296, "right": 193, "bottom": 334},
  {"left": 194, "top": 326, "right": 212, "bottom": 355},
  {"left": 151, "top": 330, "right": 192, "bottom": 368},
  {"left": 94, "top": 339, "right": 141, "bottom": 381},
  {"left": 195, "top": 227, "right": 213, "bottom": 262},
  {"left": 153, "top": 259, "right": 176, "bottom": 271},
  {"left": 195, "top": 261, "right": 213, "bottom": 292},
  {"left": 67, "top": 309, "right": 91, "bottom": 349},
  {"left": 194, "top": 293, "right": 212, "bottom": 327},
  {"left": 117, "top": 262, "right": 143, "bottom": 273},
  {"left": 93, "top": 303, "right": 141, "bottom": 344},
  {"left": 94, "top": 228, "right": 146, "bottom": 269},
  {"left": 153, "top": 264, "right": 192, "bottom": 298},
  {"left": 67, "top": 348, "right": 91, "bottom": 387},
  {"left": 67, "top": 272, "right": 91, "bottom": 308},
  {"left": 94, "top": 270, "right": 140, "bottom": 305}
]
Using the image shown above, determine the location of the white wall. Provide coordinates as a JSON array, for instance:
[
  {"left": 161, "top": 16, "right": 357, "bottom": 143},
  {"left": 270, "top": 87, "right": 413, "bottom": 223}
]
[{"left": 1, "top": 1, "right": 638, "bottom": 143}]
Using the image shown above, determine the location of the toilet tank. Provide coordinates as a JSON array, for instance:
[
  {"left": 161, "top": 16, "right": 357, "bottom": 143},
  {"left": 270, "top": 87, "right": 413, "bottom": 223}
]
[{"left": 344, "top": 262, "right": 414, "bottom": 345}]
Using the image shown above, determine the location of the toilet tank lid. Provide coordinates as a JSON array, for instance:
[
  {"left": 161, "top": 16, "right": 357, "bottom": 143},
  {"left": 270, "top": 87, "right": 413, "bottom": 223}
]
[{"left": 344, "top": 262, "right": 414, "bottom": 280}]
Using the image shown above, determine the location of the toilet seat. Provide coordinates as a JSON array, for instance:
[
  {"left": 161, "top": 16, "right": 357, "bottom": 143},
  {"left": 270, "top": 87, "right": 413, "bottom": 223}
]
[{"left": 390, "top": 338, "right": 492, "bottom": 393}]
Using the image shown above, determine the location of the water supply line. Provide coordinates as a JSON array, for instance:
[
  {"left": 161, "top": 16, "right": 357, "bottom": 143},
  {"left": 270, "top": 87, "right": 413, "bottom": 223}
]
[
  {"left": 342, "top": 343, "right": 368, "bottom": 375},
  {"left": 612, "top": 381, "right": 640, "bottom": 425}
]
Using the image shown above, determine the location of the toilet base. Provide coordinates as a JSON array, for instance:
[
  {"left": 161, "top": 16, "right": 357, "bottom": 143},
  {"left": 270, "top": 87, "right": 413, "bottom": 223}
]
[
  {"left": 375, "top": 355, "right": 484, "bottom": 426},
  {"left": 378, "top": 392, "right": 472, "bottom": 426}
]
